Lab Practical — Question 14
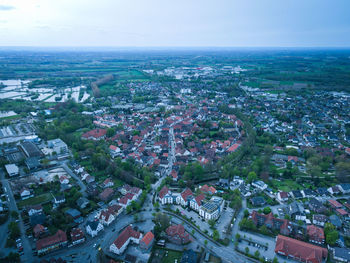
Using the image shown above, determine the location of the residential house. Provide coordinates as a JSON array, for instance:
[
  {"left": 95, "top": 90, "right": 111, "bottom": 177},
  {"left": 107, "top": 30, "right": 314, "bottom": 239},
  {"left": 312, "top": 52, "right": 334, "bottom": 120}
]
[
  {"left": 190, "top": 194, "right": 205, "bottom": 212},
  {"left": 308, "top": 198, "right": 327, "bottom": 214},
  {"left": 86, "top": 220, "right": 104, "bottom": 237},
  {"left": 81, "top": 129, "right": 107, "bottom": 141},
  {"left": 252, "top": 180, "right": 267, "bottom": 191},
  {"left": 199, "top": 185, "right": 216, "bottom": 195},
  {"left": 166, "top": 224, "right": 190, "bottom": 245},
  {"left": 332, "top": 247, "right": 350, "bottom": 263},
  {"left": 328, "top": 186, "right": 341, "bottom": 195},
  {"left": 109, "top": 145, "right": 121, "bottom": 158},
  {"left": 199, "top": 202, "right": 220, "bottom": 221},
  {"left": 5, "top": 164, "right": 19, "bottom": 177},
  {"left": 290, "top": 190, "right": 303, "bottom": 199},
  {"left": 307, "top": 225, "right": 325, "bottom": 245},
  {"left": 275, "top": 235, "right": 328, "bottom": 263},
  {"left": 53, "top": 195, "right": 65, "bottom": 205},
  {"left": 158, "top": 186, "right": 173, "bottom": 205},
  {"left": 102, "top": 178, "right": 114, "bottom": 188},
  {"left": 338, "top": 184, "right": 350, "bottom": 194},
  {"left": 250, "top": 211, "right": 291, "bottom": 235},
  {"left": 109, "top": 226, "right": 142, "bottom": 255},
  {"left": 313, "top": 214, "right": 328, "bottom": 227},
  {"left": 277, "top": 191, "right": 289, "bottom": 202},
  {"left": 70, "top": 228, "right": 85, "bottom": 246},
  {"left": 28, "top": 205, "right": 43, "bottom": 216},
  {"left": 99, "top": 188, "right": 114, "bottom": 202},
  {"left": 250, "top": 196, "right": 266, "bottom": 207},
  {"left": 20, "top": 188, "right": 32, "bottom": 200},
  {"left": 139, "top": 231, "right": 154, "bottom": 252},
  {"left": 176, "top": 188, "right": 194, "bottom": 207},
  {"left": 329, "top": 199, "right": 343, "bottom": 210},
  {"left": 329, "top": 215, "right": 342, "bottom": 229},
  {"left": 33, "top": 224, "right": 48, "bottom": 238},
  {"left": 36, "top": 230, "right": 68, "bottom": 256},
  {"left": 65, "top": 209, "right": 83, "bottom": 224},
  {"left": 99, "top": 210, "right": 115, "bottom": 226},
  {"left": 76, "top": 197, "right": 89, "bottom": 209}
]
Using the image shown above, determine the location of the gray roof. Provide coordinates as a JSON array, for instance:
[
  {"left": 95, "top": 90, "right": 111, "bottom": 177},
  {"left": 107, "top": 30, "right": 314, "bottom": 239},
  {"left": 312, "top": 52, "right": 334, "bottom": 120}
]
[{"left": 334, "top": 247, "right": 350, "bottom": 260}]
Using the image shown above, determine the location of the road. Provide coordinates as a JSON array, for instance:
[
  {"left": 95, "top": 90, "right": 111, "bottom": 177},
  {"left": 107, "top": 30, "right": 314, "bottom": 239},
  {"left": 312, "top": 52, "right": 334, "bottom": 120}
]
[
  {"left": 0, "top": 169, "right": 36, "bottom": 262},
  {"left": 61, "top": 162, "right": 87, "bottom": 197}
]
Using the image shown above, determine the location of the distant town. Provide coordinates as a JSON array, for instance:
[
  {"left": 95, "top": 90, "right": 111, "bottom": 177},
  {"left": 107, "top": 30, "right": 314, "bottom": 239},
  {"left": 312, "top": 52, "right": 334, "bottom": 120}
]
[{"left": 0, "top": 49, "right": 350, "bottom": 263}]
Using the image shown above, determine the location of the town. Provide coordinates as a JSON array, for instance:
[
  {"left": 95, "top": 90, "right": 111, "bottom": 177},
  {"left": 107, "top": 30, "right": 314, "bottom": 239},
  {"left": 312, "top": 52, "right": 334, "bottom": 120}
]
[{"left": 0, "top": 49, "right": 350, "bottom": 263}]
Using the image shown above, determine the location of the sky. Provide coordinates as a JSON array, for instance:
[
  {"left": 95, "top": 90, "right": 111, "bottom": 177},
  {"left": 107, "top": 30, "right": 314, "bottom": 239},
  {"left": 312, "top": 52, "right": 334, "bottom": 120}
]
[{"left": 0, "top": 0, "right": 349, "bottom": 47}]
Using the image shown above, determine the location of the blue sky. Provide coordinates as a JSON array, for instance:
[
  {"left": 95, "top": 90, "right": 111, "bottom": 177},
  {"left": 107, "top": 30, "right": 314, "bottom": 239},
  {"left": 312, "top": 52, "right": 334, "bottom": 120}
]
[{"left": 0, "top": 0, "right": 349, "bottom": 47}]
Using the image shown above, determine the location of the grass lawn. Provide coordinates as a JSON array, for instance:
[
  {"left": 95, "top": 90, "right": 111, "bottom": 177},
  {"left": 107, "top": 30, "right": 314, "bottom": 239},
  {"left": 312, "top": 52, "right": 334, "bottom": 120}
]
[
  {"left": 161, "top": 250, "right": 183, "bottom": 263},
  {"left": 18, "top": 193, "right": 52, "bottom": 208},
  {"left": 270, "top": 179, "right": 302, "bottom": 192}
]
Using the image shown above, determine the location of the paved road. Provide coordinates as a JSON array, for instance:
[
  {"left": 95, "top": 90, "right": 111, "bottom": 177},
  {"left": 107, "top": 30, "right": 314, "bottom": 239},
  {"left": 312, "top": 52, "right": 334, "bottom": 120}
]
[
  {"left": 0, "top": 169, "right": 36, "bottom": 262},
  {"left": 61, "top": 162, "right": 87, "bottom": 197}
]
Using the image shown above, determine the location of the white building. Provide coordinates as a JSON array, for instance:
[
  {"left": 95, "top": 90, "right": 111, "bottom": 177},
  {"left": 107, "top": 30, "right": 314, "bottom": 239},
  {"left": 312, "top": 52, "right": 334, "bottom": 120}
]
[
  {"left": 86, "top": 220, "right": 104, "bottom": 237},
  {"left": 199, "top": 202, "right": 220, "bottom": 221},
  {"left": 109, "top": 226, "right": 142, "bottom": 255},
  {"left": 252, "top": 180, "right": 268, "bottom": 191},
  {"left": 5, "top": 164, "right": 19, "bottom": 177},
  {"left": 47, "top": 138, "right": 68, "bottom": 155},
  {"left": 158, "top": 186, "right": 174, "bottom": 205}
]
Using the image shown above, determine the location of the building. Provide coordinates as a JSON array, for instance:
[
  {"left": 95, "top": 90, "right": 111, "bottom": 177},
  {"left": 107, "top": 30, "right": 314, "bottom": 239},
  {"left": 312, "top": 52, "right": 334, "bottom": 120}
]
[
  {"left": 313, "top": 214, "right": 328, "bottom": 227},
  {"left": 199, "top": 202, "right": 220, "bottom": 221},
  {"left": 190, "top": 194, "right": 205, "bottom": 212},
  {"left": 18, "top": 141, "right": 43, "bottom": 158},
  {"left": 99, "top": 210, "right": 115, "bottom": 226},
  {"left": 5, "top": 164, "right": 19, "bottom": 177},
  {"left": 65, "top": 208, "right": 83, "bottom": 224},
  {"left": 277, "top": 191, "right": 289, "bottom": 202},
  {"left": 139, "top": 231, "right": 154, "bottom": 252},
  {"left": 53, "top": 195, "right": 65, "bottom": 205},
  {"left": 81, "top": 129, "right": 107, "bottom": 140},
  {"left": 250, "top": 196, "right": 266, "bottom": 207},
  {"left": 109, "top": 226, "right": 142, "bottom": 255},
  {"left": 250, "top": 211, "right": 291, "bottom": 235},
  {"left": 47, "top": 139, "right": 68, "bottom": 155},
  {"left": 338, "top": 184, "right": 350, "bottom": 194},
  {"left": 200, "top": 185, "right": 216, "bottom": 195},
  {"left": 27, "top": 204, "right": 43, "bottom": 216},
  {"left": 33, "top": 224, "right": 47, "bottom": 238},
  {"left": 307, "top": 225, "right": 325, "bottom": 245},
  {"left": 99, "top": 188, "right": 114, "bottom": 201},
  {"left": 36, "top": 230, "right": 68, "bottom": 255},
  {"left": 158, "top": 186, "right": 173, "bottom": 205},
  {"left": 86, "top": 220, "right": 104, "bottom": 237},
  {"left": 252, "top": 180, "right": 267, "bottom": 191},
  {"left": 70, "top": 228, "right": 85, "bottom": 246},
  {"left": 102, "top": 178, "right": 114, "bottom": 188},
  {"left": 166, "top": 224, "right": 190, "bottom": 245},
  {"left": 329, "top": 199, "right": 343, "bottom": 209},
  {"left": 332, "top": 247, "right": 350, "bottom": 263},
  {"left": 176, "top": 188, "right": 193, "bottom": 207},
  {"left": 20, "top": 188, "right": 32, "bottom": 200},
  {"left": 275, "top": 235, "right": 328, "bottom": 263}
]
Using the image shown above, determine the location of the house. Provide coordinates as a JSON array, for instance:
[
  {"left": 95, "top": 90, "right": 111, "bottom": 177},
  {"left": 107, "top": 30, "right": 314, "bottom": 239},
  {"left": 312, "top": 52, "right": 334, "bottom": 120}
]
[
  {"left": 36, "top": 230, "right": 68, "bottom": 256},
  {"left": 109, "top": 226, "right": 142, "bottom": 255},
  {"left": 277, "top": 191, "right": 289, "bottom": 202},
  {"left": 176, "top": 188, "right": 194, "bottom": 207},
  {"left": 302, "top": 189, "right": 316, "bottom": 198},
  {"left": 99, "top": 188, "right": 114, "bottom": 202},
  {"left": 329, "top": 199, "right": 343, "bottom": 209},
  {"left": 33, "top": 224, "right": 48, "bottom": 238},
  {"left": 308, "top": 198, "right": 327, "bottom": 214},
  {"left": 166, "top": 224, "right": 190, "bottom": 245},
  {"left": 109, "top": 145, "right": 121, "bottom": 158},
  {"left": 102, "top": 178, "right": 114, "bottom": 188},
  {"left": 5, "top": 164, "right": 19, "bottom": 177},
  {"left": 99, "top": 210, "right": 115, "bottom": 226},
  {"left": 250, "top": 196, "right": 266, "bottom": 207},
  {"left": 200, "top": 185, "right": 216, "bottom": 195},
  {"left": 336, "top": 209, "right": 348, "bottom": 218},
  {"left": 190, "top": 194, "right": 205, "bottom": 212},
  {"left": 53, "top": 195, "right": 65, "bottom": 205},
  {"left": 287, "top": 201, "right": 305, "bottom": 219},
  {"left": 250, "top": 211, "right": 291, "bottom": 235},
  {"left": 312, "top": 214, "right": 328, "bottom": 227},
  {"left": 86, "top": 220, "right": 104, "bottom": 237},
  {"left": 290, "top": 190, "right": 303, "bottom": 199},
  {"left": 28, "top": 205, "right": 43, "bottom": 216},
  {"left": 70, "top": 228, "right": 85, "bottom": 246},
  {"left": 158, "top": 186, "right": 173, "bottom": 205},
  {"left": 107, "top": 204, "right": 123, "bottom": 217},
  {"left": 275, "top": 235, "right": 327, "bottom": 263},
  {"left": 307, "top": 225, "right": 325, "bottom": 245},
  {"left": 81, "top": 129, "right": 107, "bottom": 140},
  {"left": 328, "top": 186, "right": 341, "bottom": 195},
  {"left": 76, "top": 197, "right": 89, "bottom": 209},
  {"left": 65, "top": 209, "right": 83, "bottom": 224},
  {"left": 338, "top": 184, "right": 350, "bottom": 194},
  {"left": 332, "top": 247, "right": 350, "bottom": 263},
  {"left": 329, "top": 215, "right": 342, "bottom": 229},
  {"left": 20, "top": 188, "right": 32, "bottom": 200},
  {"left": 139, "top": 231, "right": 154, "bottom": 252},
  {"left": 252, "top": 180, "right": 267, "bottom": 191},
  {"left": 59, "top": 175, "right": 69, "bottom": 185},
  {"left": 85, "top": 175, "right": 95, "bottom": 184}
]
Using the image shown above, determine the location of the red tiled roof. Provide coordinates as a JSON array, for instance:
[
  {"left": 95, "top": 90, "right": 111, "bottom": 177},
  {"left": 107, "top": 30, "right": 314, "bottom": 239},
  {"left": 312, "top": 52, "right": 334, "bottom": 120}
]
[
  {"left": 159, "top": 186, "right": 170, "bottom": 199},
  {"left": 328, "top": 199, "right": 342, "bottom": 208},
  {"left": 33, "top": 224, "right": 45, "bottom": 235},
  {"left": 82, "top": 129, "right": 107, "bottom": 139},
  {"left": 227, "top": 143, "right": 240, "bottom": 152},
  {"left": 112, "top": 226, "right": 141, "bottom": 249},
  {"left": 181, "top": 188, "right": 193, "bottom": 201},
  {"left": 99, "top": 188, "right": 114, "bottom": 201},
  {"left": 141, "top": 231, "right": 154, "bottom": 246},
  {"left": 275, "top": 235, "right": 327, "bottom": 263},
  {"left": 166, "top": 224, "right": 189, "bottom": 239},
  {"left": 70, "top": 228, "right": 85, "bottom": 242},
  {"left": 307, "top": 225, "right": 325, "bottom": 240},
  {"left": 195, "top": 194, "right": 205, "bottom": 205},
  {"left": 336, "top": 208, "right": 348, "bottom": 216},
  {"left": 36, "top": 230, "right": 67, "bottom": 251}
]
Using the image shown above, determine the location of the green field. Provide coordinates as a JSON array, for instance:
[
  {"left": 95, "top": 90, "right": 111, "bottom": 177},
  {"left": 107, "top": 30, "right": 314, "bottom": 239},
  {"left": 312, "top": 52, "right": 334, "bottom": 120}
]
[
  {"left": 161, "top": 250, "right": 183, "bottom": 263},
  {"left": 18, "top": 193, "right": 52, "bottom": 208}
]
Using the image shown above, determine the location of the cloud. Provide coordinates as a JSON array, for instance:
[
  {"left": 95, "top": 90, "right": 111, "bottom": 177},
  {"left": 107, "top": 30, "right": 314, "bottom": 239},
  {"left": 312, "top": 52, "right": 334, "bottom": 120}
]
[{"left": 0, "top": 5, "right": 15, "bottom": 11}]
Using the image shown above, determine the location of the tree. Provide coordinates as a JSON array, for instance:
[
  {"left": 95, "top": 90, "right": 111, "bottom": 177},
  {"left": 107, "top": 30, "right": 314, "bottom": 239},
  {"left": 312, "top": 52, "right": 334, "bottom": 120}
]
[
  {"left": 208, "top": 219, "right": 216, "bottom": 228},
  {"left": 244, "top": 209, "right": 250, "bottom": 218},
  {"left": 245, "top": 247, "right": 249, "bottom": 255},
  {"left": 247, "top": 171, "right": 257, "bottom": 183},
  {"left": 254, "top": 250, "right": 260, "bottom": 258},
  {"left": 272, "top": 257, "right": 279, "bottom": 263},
  {"left": 326, "top": 230, "right": 338, "bottom": 246},
  {"left": 212, "top": 229, "right": 220, "bottom": 241},
  {"left": 204, "top": 240, "right": 208, "bottom": 246},
  {"left": 106, "top": 128, "right": 115, "bottom": 138},
  {"left": 263, "top": 207, "right": 271, "bottom": 215},
  {"left": 259, "top": 225, "right": 269, "bottom": 236}
]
